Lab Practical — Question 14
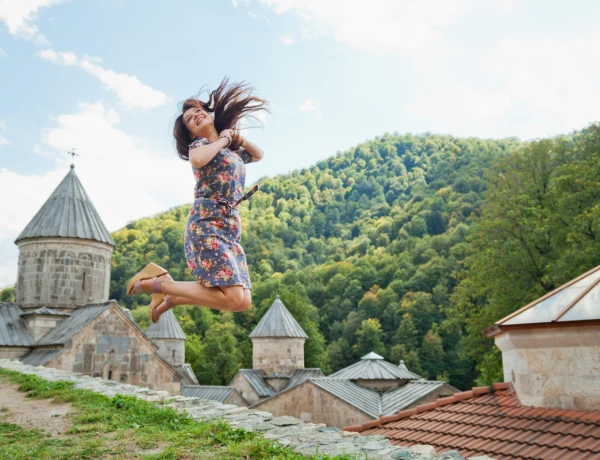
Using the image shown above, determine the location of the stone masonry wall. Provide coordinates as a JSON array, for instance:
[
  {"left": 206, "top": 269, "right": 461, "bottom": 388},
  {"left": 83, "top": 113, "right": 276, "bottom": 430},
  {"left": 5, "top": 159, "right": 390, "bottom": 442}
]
[
  {"left": 254, "top": 382, "right": 374, "bottom": 428},
  {"left": 23, "top": 315, "right": 66, "bottom": 342},
  {"left": 496, "top": 325, "right": 600, "bottom": 411},
  {"left": 153, "top": 339, "right": 185, "bottom": 367},
  {"left": 0, "top": 347, "right": 31, "bottom": 359},
  {"left": 230, "top": 372, "right": 262, "bottom": 405},
  {"left": 0, "top": 359, "right": 488, "bottom": 460},
  {"left": 16, "top": 238, "right": 113, "bottom": 312},
  {"left": 45, "top": 307, "right": 180, "bottom": 393},
  {"left": 252, "top": 337, "right": 305, "bottom": 374}
]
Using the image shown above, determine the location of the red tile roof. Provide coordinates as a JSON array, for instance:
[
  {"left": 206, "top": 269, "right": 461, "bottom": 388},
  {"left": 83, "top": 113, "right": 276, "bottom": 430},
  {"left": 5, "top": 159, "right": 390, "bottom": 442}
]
[{"left": 344, "top": 383, "right": 600, "bottom": 460}]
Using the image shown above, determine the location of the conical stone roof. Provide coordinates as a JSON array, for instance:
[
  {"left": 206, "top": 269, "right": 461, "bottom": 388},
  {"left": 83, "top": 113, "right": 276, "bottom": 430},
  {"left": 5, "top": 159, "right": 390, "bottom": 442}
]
[
  {"left": 328, "top": 351, "right": 422, "bottom": 380},
  {"left": 15, "top": 165, "right": 115, "bottom": 246},
  {"left": 249, "top": 295, "right": 308, "bottom": 339},
  {"left": 146, "top": 310, "right": 186, "bottom": 340}
]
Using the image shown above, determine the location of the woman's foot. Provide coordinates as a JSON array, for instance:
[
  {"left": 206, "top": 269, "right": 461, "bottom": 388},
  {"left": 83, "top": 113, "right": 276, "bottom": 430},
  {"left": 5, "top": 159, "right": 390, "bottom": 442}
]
[
  {"left": 131, "top": 273, "right": 173, "bottom": 295},
  {"left": 150, "top": 296, "right": 175, "bottom": 323},
  {"left": 127, "top": 262, "right": 168, "bottom": 295}
]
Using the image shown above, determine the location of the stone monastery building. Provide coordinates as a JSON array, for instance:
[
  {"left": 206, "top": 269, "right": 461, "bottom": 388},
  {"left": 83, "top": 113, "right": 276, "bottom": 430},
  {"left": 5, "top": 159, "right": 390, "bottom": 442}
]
[
  {"left": 183, "top": 294, "right": 457, "bottom": 428},
  {"left": 0, "top": 165, "right": 197, "bottom": 393}
]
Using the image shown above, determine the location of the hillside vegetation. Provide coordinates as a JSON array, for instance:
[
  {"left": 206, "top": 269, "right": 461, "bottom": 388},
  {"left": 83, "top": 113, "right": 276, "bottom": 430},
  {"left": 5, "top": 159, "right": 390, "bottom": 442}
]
[
  {"left": 5, "top": 126, "right": 598, "bottom": 387},
  {"left": 111, "top": 132, "right": 522, "bottom": 389}
]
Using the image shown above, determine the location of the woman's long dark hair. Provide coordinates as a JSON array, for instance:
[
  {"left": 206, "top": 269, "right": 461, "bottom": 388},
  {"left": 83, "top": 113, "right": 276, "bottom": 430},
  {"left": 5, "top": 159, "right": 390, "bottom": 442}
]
[{"left": 173, "top": 77, "right": 270, "bottom": 160}]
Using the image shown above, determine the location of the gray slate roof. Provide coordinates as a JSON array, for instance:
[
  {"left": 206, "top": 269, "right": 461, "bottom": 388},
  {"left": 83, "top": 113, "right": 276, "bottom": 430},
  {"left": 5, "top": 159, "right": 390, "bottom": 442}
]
[
  {"left": 311, "top": 379, "right": 449, "bottom": 419},
  {"left": 35, "top": 301, "right": 114, "bottom": 345},
  {"left": 381, "top": 380, "right": 446, "bottom": 414},
  {"left": 21, "top": 307, "right": 70, "bottom": 317},
  {"left": 181, "top": 385, "right": 240, "bottom": 403},
  {"left": 249, "top": 295, "right": 308, "bottom": 339},
  {"left": 0, "top": 303, "right": 34, "bottom": 347},
  {"left": 16, "top": 165, "right": 115, "bottom": 246},
  {"left": 146, "top": 310, "right": 186, "bottom": 340},
  {"left": 281, "top": 368, "right": 325, "bottom": 392},
  {"left": 181, "top": 364, "right": 199, "bottom": 385},
  {"left": 21, "top": 348, "right": 64, "bottom": 366},
  {"left": 235, "top": 369, "right": 276, "bottom": 397},
  {"left": 311, "top": 379, "right": 381, "bottom": 418},
  {"left": 328, "top": 352, "right": 422, "bottom": 380}
]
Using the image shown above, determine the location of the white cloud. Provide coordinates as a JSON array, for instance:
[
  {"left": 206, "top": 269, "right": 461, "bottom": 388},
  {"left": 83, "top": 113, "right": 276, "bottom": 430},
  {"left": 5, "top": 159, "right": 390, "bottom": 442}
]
[
  {"left": 0, "top": 101, "right": 196, "bottom": 286},
  {"left": 280, "top": 35, "right": 294, "bottom": 46},
  {"left": 0, "top": 47, "right": 7, "bottom": 57},
  {"left": 407, "top": 34, "right": 600, "bottom": 140},
  {"left": 38, "top": 49, "right": 169, "bottom": 110},
  {"left": 255, "top": 0, "right": 470, "bottom": 54},
  {"left": 0, "top": 0, "right": 66, "bottom": 44},
  {"left": 299, "top": 99, "right": 322, "bottom": 119}
]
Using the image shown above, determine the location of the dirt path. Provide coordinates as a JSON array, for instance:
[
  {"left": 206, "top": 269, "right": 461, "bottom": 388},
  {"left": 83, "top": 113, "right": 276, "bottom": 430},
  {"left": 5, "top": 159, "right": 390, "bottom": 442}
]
[{"left": 0, "top": 381, "right": 74, "bottom": 437}]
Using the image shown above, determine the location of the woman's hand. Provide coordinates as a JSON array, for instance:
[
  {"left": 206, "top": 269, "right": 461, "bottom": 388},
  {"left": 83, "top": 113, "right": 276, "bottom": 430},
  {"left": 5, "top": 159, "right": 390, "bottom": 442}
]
[{"left": 219, "top": 129, "right": 233, "bottom": 140}]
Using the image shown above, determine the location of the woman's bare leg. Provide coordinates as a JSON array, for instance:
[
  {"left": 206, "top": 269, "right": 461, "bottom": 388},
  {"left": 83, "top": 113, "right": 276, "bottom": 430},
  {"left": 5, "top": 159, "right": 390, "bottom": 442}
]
[
  {"left": 152, "top": 288, "right": 252, "bottom": 321},
  {"left": 139, "top": 279, "right": 247, "bottom": 311}
]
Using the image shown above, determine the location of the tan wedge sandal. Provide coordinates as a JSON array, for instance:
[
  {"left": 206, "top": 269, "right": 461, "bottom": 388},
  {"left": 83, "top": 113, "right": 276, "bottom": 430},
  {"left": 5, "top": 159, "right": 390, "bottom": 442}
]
[
  {"left": 150, "top": 296, "right": 174, "bottom": 323},
  {"left": 127, "top": 262, "right": 168, "bottom": 295}
]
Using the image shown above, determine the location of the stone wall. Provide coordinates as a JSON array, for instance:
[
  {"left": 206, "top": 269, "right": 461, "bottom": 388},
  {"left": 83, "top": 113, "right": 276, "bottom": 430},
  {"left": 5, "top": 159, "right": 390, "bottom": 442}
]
[
  {"left": 0, "top": 347, "right": 31, "bottom": 359},
  {"left": 225, "top": 390, "right": 250, "bottom": 407},
  {"left": 230, "top": 372, "right": 263, "bottom": 405},
  {"left": 153, "top": 338, "right": 185, "bottom": 367},
  {"left": 1, "top": 359, "right": 479, "bottom": 460},
  {"left": 254, "top": 381, "right": 374, "bottom": 428},
  {"left": 16, "top": 238, "right": 113, "bottom": 312},
  {"left": 252, "top": 337, "right": 305, "bottom": 374},
  {"left": 23, "top": 314, "right": 66, "bottom": 342},
  {"left": 495, "top": 324, "right": 600, "bottom": 411},
  {"left": 45, "top": 306, "right": 180, "bottom": 393}
]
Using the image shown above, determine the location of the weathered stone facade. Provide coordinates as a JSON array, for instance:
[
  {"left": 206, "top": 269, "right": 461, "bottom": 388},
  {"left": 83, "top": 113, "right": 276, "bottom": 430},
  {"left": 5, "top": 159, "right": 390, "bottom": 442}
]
[
  {"left": 252, "top": 337, "right": 305, "bottom": 374},
  {"left": 43, "top": 306, "right": 181, "bottom": 393},
  {"left": 16, "top": 238, "right": 113, "bottom": 313},
  {"left": 22, "top": 313, "right": 66, "bottom": 342},
  {"left": 495, "top": 324, "right": 600, "bottom": 411},
  {"left": 254, "top": 381, "right": 373, "bottom": 428},
  {"left": 0, "top": 347, "right": 31, "bottom": 359},
  {"left": 254, "top": 381, "right": 457, "bottom": 429},
  {"left": 152, "top": 338, "right": 185, "bottom": 367},
  {"left": 230, "top": 372, "right": 263, "bottom": 405}
]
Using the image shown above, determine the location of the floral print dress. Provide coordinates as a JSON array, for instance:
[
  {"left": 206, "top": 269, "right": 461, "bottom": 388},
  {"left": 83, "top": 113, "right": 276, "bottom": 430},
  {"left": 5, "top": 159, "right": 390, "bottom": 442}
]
[{"left": 184, "top": 137, "right": 256, "bottom": 289}]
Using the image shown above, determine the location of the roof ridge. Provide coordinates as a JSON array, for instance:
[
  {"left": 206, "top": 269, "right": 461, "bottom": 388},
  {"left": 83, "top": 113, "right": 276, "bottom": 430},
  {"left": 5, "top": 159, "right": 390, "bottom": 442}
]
[{"left": 344, "top": 382, "right": 513, "bottom": 432}]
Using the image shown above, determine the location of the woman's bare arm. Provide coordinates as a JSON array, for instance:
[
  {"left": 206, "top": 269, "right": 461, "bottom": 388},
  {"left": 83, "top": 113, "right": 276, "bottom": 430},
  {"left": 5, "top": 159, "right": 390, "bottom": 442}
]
[
  {"left": 241, "top": 138, "right": 264, "bottom": 162},
  {"left": 189, "top": 137, "right": 229, "bottom": 168}
]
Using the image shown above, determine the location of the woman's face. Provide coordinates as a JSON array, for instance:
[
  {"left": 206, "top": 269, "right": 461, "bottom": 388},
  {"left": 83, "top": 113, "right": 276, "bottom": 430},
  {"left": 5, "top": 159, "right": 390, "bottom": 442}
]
[{"left": 183, "top": 106, "right": 214, "bottom": 139}]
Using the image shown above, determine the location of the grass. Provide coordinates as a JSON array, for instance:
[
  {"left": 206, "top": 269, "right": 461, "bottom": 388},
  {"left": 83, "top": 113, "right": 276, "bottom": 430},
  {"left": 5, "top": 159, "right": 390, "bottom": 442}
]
[{"left": 0, "top": 369, "right": 355, "bottom": 460}]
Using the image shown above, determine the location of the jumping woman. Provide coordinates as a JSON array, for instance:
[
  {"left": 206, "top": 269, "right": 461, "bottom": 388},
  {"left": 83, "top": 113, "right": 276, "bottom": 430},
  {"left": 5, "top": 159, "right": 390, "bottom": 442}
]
[{"left": 127, "top": 78, "right": 269, "bottom": 322}]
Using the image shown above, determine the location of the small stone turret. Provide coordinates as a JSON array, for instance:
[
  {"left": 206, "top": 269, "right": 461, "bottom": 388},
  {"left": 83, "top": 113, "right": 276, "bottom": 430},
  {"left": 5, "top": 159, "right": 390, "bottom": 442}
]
[
  {"left": 15, "top": 165, "right": 114, "bottom": 314},
  {"left": 249, "top": 295, "right": 308, "bottom": 375},
  {"left": 146, "top": 310, "right": 186, "bottom": 367}
]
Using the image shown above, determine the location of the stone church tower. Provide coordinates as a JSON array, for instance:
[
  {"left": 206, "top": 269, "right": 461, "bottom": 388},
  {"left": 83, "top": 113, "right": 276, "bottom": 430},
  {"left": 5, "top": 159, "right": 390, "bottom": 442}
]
[
  {"left": 249, "top": 295, "right": 308, "bottom": 375},
  {"left": 15, "top": 165, "right": 114, "bottom": 324}
]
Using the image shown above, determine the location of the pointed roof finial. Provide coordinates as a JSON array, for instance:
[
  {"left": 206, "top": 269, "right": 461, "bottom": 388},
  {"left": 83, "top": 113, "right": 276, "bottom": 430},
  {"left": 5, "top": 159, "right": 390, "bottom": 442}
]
[{"left": 67, "top": 148, "right": 78, "bottom": 168}]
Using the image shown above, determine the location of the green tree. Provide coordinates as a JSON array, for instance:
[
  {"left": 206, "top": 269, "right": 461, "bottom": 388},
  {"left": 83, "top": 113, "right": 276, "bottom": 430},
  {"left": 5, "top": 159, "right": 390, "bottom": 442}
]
[
  {"left": 0, "top": 285, "right": 16, "bottom": 302},
  {"left": 195, "top": 321, "right": 242, "bottom": 385},
  {"left": 419, "top": 330, "right": 445, "bottom": 379},
  {"left": 354, "top": 318, "right": 386, "bottom": 357}
]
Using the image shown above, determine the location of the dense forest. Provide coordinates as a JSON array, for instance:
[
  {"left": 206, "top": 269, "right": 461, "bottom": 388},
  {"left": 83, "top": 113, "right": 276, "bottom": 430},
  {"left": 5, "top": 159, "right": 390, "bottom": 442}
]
[
  {"left": 110, "top": 131, "right": 521, "bottom": 389},
  {"left": 4, "top": 125, "right": 599, "bottom": 389}
]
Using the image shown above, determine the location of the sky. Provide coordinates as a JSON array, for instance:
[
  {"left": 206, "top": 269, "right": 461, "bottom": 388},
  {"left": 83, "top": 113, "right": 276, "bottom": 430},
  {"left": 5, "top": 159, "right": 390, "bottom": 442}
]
[{"left": 0, "top": 0, "right": 599, "bottom": 287}]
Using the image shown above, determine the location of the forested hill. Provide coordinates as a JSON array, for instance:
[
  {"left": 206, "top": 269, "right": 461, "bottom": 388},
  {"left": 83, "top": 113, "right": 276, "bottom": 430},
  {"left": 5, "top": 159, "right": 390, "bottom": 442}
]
[{"left": 110, "top": 132, "right": 522, "bottom": 389}]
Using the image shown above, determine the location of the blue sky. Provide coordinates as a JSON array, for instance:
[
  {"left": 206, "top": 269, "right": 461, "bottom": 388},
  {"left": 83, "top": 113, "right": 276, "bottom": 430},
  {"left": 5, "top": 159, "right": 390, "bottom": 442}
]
[{"left": 0, "top": 0, "right": 599, "bottom": 286}]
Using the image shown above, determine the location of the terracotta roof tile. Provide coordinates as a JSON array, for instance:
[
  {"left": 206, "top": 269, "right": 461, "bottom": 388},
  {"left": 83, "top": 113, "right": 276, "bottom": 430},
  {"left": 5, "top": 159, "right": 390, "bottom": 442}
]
[{"left": 347, "top": 382, "right": 600, "bottom": 460}]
